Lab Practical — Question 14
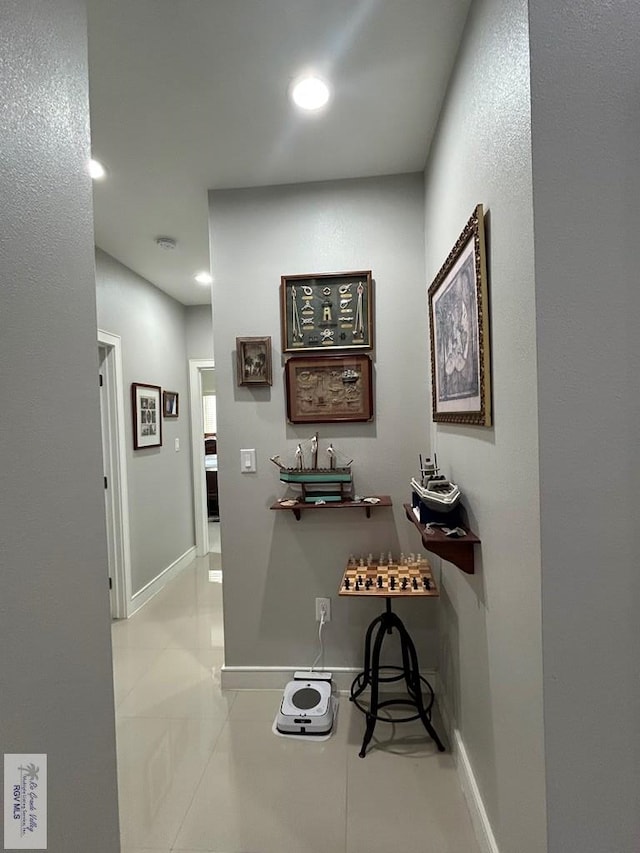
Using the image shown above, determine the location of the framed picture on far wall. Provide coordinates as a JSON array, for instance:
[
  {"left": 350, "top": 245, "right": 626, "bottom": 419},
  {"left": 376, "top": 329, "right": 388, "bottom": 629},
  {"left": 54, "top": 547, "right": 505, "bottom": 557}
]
[
  {"left": 236, "top": 336, "right": 273, "bottom": 386},
  {"left": 428, "top": 204, "right": 492, "bottom": 426},
  {"left": 163, "top": 390, "right": 179, "bottom": 418},
  {"left": 131, "top": 382, "right": 163, "bottom": 449}
]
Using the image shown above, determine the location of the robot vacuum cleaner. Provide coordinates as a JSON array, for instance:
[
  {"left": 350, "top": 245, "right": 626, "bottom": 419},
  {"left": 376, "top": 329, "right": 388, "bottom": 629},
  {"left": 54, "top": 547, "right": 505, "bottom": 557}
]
[{"left": 276, "top": 676, "right": 334, "bottom": 736}]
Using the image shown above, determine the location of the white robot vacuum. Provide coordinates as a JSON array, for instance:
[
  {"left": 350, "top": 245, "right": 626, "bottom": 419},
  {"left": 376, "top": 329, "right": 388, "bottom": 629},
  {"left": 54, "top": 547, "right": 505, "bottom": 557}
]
[{"left": 276, "top": 675, "right": 334, "bottom": 736}]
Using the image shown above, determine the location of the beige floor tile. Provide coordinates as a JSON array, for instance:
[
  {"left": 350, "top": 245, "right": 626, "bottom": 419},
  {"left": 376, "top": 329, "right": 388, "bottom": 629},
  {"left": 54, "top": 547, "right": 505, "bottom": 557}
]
[
  {"left": 116, "top": 716, "right": 224, "bottom": 849},
  {"left": 161, "top": 610, "right": 225, "bottom": 651},
  {"left": 121, "top": 848, "right": 171, "bottom": 852},
  {"left": 117, "top": 648, "right": 236, "bottom": 719},
  {"left": 111, "top": 612, "right": 172, "bottom": 650},
  {"left": 227, "top": 689, "right": 284, "bottom": 722},
  {"left": 144, "top": 570, "right": 217, "bottom": 619},
  {"left": 173, "top": 718, "right": 347, "bottom": 853},
  {"left": 345, "top": 715, "right": 479, "bottom": 853},
  {"left": 121, "top": 849, "right": 170, "bottom": 853},
  {"left": 112, "top": 646, "right": 164, "bottom": 707},
  {"left": 208, "top": 521, "right": 221, "bottom": 553}
]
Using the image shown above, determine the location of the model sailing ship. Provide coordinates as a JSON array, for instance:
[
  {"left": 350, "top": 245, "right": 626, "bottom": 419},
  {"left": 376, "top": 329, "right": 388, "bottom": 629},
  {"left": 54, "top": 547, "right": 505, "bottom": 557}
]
[
  {"left": 270, "top": 433, "right": 354, "bottom": 503},
  {"left": 410, "top": 453, "right": 461, "bottom": 513}
]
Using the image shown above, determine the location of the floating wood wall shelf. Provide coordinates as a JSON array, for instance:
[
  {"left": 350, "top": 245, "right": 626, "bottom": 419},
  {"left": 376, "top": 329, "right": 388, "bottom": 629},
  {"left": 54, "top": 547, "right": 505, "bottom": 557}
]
[
  {"left": 271, "top": 495, "right": 392, "bottom": 521},
  {"left": 404, "top": 503, "right": 480, "bottom": 574}
]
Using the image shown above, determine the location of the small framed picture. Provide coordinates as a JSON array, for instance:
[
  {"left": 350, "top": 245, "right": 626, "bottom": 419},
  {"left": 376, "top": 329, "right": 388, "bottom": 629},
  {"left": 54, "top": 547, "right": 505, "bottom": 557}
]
[
  {"left": 428, "top": 204, "right": 492, "bottom": 426},
  {"left": 236, "top": 336, "right": 273, "bottom": 386},
  {"left": 284, "top": 353, "right": 373, "bottom": 424},
  {"left": 163, "top": 390, "right": 179, "bottom": 418},
  {"left": 280, "top": 270, "right": 373, "bottom": 353},
  {"left": 131, "top": 383, "right": 162, "bottom": 449}
]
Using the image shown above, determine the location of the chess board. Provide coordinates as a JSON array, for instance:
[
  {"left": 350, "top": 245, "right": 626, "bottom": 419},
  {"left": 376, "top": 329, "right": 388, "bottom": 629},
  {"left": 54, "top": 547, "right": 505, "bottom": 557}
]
[{"left": 338, "top": 560, "right": 438, "bottom": 598}]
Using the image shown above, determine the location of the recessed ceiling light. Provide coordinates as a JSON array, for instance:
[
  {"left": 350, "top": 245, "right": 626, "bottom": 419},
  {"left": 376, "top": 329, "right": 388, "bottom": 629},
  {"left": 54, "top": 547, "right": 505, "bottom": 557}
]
[
  {"left": 89, "top": 158, "right": 106, "bottom": 180},
  {"left": 195, "top": 271, "right": 213, "bottom": 285},
  {"left": 290, "top": 75, "right": 331, "bottom": 111}
]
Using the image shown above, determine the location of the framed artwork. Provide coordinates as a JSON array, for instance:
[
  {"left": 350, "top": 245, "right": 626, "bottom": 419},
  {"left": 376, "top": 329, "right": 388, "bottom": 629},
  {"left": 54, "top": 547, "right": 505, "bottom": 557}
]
[
  {"left": 284, "top": 353, "right": 373, "bottom": 424},
  {"left": 280, "top": 270, "right": 373, "bottom": 353},
  {"left": 236, "top": 336, "right": 273, "bottom": 386},
  {"left": 163, "top": 390, "right": 179, "bottom": 418},
  {"left": 428, "top": 204, "right": 491, "bottom": 426},
  {"left": 132, "top": 383, "right": 163, "bottom": 449}
]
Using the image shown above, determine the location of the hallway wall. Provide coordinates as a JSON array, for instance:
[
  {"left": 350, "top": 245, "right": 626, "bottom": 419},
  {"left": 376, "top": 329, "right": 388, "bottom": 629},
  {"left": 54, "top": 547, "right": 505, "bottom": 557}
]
[
  {"left": 423, "top": 1, "right": 546, "bottom": 851},
  {"left": 95, "top": 248, "right": 194, "bottom": 594},
  {"left": 0, "top": 1, "right": 120, "bottom": 849},
  {"left": 186, "top": 304, "right": 215, "bottom": 360},
  {"left": 209, "top": 174, "right": 437, "bottom": 671},
  {"left": 529, "top": 2, "right": 640, "bottom": 850}
]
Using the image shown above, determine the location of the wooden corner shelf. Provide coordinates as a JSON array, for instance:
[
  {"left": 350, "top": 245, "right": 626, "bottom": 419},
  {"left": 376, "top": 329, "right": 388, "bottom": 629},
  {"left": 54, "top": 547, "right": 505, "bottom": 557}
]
[
  {"left": 403, "top": 503, "right": 480, "bottom": 574},
  {"left": 271, "top": 495, "right": 392, "bottom": 521}
]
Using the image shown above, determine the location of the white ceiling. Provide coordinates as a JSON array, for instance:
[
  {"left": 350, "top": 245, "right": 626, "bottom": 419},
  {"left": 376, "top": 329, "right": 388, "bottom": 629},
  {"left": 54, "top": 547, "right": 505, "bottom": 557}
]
[{"left": 87, "top": 0, "right": 471, "bottom": 305}]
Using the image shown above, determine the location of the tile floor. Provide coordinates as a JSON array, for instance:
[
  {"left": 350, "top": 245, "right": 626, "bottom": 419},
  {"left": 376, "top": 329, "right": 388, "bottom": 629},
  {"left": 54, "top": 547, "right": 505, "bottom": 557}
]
[
  {"left": 111, "top": 552, "right": 481, "bottom": 853},
  {"left": 208, "top": 520, "right": 221, "bottom": 554}
]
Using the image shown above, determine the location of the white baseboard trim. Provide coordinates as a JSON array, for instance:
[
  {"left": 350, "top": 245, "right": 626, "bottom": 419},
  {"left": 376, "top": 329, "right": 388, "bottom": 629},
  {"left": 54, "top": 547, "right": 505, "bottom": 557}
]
[
  {"left": 129, "top": 545, "right": 196, "bottom": 616},
  {"left": 452, "top": 727, "right": 500, "bottom": 853},
  {"left": 220, "top": 665, "right": 438, "bottom": 694},
  {"left": 433, "top": 686, "right": 499, "bottom": 853}
]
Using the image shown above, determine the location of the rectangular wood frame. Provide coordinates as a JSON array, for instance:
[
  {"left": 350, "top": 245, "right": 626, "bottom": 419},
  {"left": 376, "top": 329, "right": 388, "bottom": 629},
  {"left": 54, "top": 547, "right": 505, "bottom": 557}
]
[
  {"left": 285, "top": 353, "right": 373, "bottom": 424},
  {"left": 162, "top": 390, "right": 179, "bottom": 418},
  {"left": 131, "top": 382, "right": 162, "bottom": 449},
  {"left": 280, "top": 270, "right": 373, "bottom": 353},
  {"left": 428, "top": 204, "right": 491, "bottom": 426},
  {"left": 236, "top": 336, "right": 273, "bottom": 386}
]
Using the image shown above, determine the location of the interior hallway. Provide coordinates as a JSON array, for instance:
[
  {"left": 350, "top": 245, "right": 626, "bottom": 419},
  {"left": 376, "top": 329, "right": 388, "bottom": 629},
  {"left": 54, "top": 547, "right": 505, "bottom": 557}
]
[{"left": 111, "top": 555, "right": 481, "bottom": 853}]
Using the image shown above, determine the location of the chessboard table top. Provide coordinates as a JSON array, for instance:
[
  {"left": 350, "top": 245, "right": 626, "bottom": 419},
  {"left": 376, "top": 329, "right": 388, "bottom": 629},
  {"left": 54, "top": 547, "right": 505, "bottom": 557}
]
[{"left": 338, "top": 560, "right": 439, "bottom": 598}]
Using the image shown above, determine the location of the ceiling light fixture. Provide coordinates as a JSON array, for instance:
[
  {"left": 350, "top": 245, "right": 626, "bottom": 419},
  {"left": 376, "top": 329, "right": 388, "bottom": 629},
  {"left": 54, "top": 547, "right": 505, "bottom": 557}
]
[
  {"left": 290, "top": 75, "right": 331, "bottom": 111},
  {"left": 155, "top": 236, "right": 177, "bottom": 250},
  {"left": 195, "top": 271, "right": 213, "bottom": 285},
  {"left": 89, "top": 158, "right": 106, "bottom": 180}
]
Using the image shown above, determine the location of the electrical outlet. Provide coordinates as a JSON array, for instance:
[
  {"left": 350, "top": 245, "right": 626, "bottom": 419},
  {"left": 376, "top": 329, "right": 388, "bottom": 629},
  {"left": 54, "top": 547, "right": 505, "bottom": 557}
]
[{"left": 315, "top": 597, "right": 331, "bottom": 622}]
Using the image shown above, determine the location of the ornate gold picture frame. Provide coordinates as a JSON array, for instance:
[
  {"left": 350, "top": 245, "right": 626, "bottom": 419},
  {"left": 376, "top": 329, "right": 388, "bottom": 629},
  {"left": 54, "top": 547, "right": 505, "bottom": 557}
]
[{"left": 428, "top": 204, "right": 491, "bottom": 426}]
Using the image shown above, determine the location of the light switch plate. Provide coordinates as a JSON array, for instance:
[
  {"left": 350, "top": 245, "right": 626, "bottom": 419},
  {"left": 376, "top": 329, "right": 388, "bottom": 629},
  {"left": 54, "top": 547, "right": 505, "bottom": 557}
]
[{"left": 240, "top": 448, "right": 256, "bottom": 472}]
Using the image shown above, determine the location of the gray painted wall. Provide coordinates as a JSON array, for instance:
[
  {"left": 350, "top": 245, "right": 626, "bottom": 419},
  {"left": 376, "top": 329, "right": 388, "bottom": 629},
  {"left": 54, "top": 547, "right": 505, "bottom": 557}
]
[
  {"left": 424, "top": 1, "right": 546, "bottom": 851},
  {"left": 95, "top": 249, "right": 195, "bottom": 594},
  {"left": 186, "top": 304, "right": 215, "bottom": 360},
  {"left": 0, "top": 1, "right": 120, "bottom": 849},
  {"left": 209, "top": 174, "right": 439, "bottom": 669},
  {"left": 529, "top": 2, "right": 640, "bottom": 850}
]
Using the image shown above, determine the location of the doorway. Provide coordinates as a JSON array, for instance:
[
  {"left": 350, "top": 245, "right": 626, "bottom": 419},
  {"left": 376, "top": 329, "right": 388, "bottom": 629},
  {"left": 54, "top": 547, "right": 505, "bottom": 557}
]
[
  {"left": 98, "top": 330, "right": 132, "bottom": 618},
  {"left": 189, "top": 359, "right": 217, "bottom": 558}
]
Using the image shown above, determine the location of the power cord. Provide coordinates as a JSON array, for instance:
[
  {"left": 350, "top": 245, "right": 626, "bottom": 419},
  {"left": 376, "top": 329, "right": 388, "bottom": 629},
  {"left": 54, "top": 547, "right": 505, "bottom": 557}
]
[{"left": 310, "top": 609, "right": 326, "bottom": 671}]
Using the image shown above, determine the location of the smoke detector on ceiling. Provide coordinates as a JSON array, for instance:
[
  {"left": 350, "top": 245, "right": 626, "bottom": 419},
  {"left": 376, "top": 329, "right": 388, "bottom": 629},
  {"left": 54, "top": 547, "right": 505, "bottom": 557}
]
[{"left": 155, "top": 236, "right": 177, "bottom": 250}]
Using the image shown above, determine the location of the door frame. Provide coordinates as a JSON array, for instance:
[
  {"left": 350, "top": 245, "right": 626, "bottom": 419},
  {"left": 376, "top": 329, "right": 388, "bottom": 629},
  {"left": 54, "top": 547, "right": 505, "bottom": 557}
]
[
  {"left": 99, "top": 344, "right": 118, "bottom": 617},
  {"left": 189, "top": 358, "right": 215, "bottom": 556},
  {"left": 98, "top": 329, "right": 133, "bottom": 617}
]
